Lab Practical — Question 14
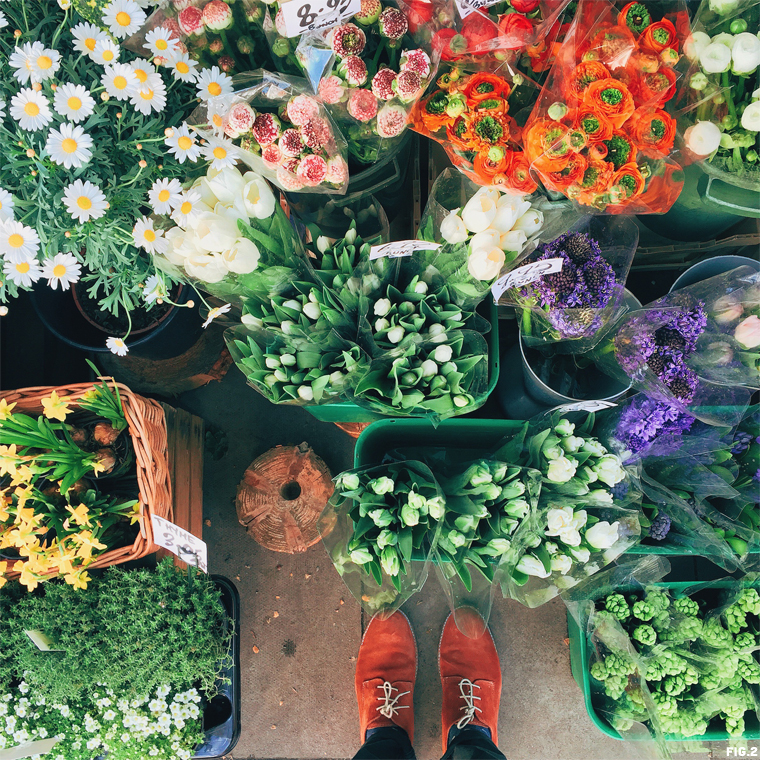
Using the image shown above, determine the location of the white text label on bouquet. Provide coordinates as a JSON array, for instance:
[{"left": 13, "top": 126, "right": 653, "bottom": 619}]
[
  {"left": 369, "top": 241, "right": 442, "bottom": 260},
  {"left": 553, "top": 400, "right": 618, "bottom": 414},
  {"left": 280, "top": 0, "right": 361, "bottom": 37},
  {"left": 455, "top": 0, "right": 501, "bottom": 20},
  {"left": 491, "top": 258, "right": 564, "bottom": 302},
  {"left": 151, "top": 515, "right": 208, "bottom": 573}
]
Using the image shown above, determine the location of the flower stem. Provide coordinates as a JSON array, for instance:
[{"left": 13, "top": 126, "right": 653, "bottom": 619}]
[
  {"left": 722, "top": 70, "right": 737, "bottom": 120},
  {"left": 521, "top": 306, "right": 532, "bottom": 336}
]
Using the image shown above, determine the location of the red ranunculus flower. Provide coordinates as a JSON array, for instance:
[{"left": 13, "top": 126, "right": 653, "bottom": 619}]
[
  {"left": 406, "top": 0, "right": 433, "bottom": 34},
  {"left": 511, "top": 0, "right": 541, "bottom": 13},
  {"left": 461, "top": 11, "right": 499, "bottom": 52},
  {"left": 497, "top": 12, "right": 535, "bottom": 48}
]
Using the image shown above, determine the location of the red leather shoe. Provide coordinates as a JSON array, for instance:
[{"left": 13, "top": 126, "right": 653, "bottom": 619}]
[
  {"left": 355, "top": 610, "right": 417, "bottom": 744},
  {"left": 439, "top": 607, "right": 502, "bottom": 753}
]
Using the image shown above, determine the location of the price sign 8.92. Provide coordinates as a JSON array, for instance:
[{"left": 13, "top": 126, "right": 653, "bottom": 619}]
[{"left": 280, "top": 0, "right": 361, "bottom": 37}]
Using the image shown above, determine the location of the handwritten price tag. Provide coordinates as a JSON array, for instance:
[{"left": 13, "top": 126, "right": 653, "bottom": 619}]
[
  {"left": 455, "top": 0, "right": 500, "bottom": 20},
  {"left": 280, "top": 0, "right": 361, "bottom": 37},
  {"left": 491, "top": 257, "right": 564, "bottom": 302},
  {"left": 151, "top": 515, "right": 208, "bottom": 573},
  {"left": 369, "top": 240, "right": 442, "bottom": 261},
  {"left": 553, "top": 400, "right": 617, "bottom": 414}
]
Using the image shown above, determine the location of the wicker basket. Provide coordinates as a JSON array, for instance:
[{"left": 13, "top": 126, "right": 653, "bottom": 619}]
[{"left": 0, "top": 380, "right": 173, "bottom": 575}]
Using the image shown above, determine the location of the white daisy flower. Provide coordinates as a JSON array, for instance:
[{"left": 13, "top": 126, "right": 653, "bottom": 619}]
[
  {"left": 144, "top": 27, "right": 179, "bottom": 58},
  {"left": 0, "top": 189, "right": 14, "bottom": 223},
  {"left": 46, "top": 123, "right": 94, "bottom": 170},
  {"left": 58, "top": 0, "right": 72, "bottom": 8},
  {"left": 30, "top": 48, "right": 61, "bottom": 83},
  {"left": 143, "top": 274, "right": 168, "bottom": 304},
  {"left": 71, "top": 23, "right": 108, "bottom": 58},
  {"left": 167, "top": 52, "right": 198, "bottom": 83},
  {"left": 106, "top": 336, "right": 129, "bottom": 356},
  {"left": 11, "top": 88, "right": 52, "bottom": 131},
  {"left": 0, "top": 220, "right": 40, "bottom": 264},
  {"left": 130, "top": 74, "right": 167, "bottom": 115},
  {"left": 92, "top": 38, "right": 120, "bottom": 66},
  {"left": 53, "top": 83, "right": 96, "bottom": 123},
  {"left": 0, "top": 11, "right": 8, "bottom": 29},
  {"left": 132, "top": 216, "right": 168, "bottom": 254},
  {"left": 62, "top": 180, "right": 108, "bottom": 224},
  {"left": 101, "top": 62, "right": 139, "bottom": 101},
  {"left": 40, "top": 252, "right": 81, "bottom": 291},
  {"left": 102, "top": 0, "right": 147, "bottom": 39},
  {"left": 8, "top": 42, "right": 44, "bottom": 85},
  {"left": 3, "top": 258, "right": 41, "bottom": 288},
  {"left": 196, "top": 66, "right": 234, "bottom": 101},
  {"left": 0, "top": 101, "right": 5, "bottom": 121},
  {"left": 202, "top": 135, "right": 238, "bottom": 170},
  {"left": 206, "top": 95, "right": 234, "bottom": 136},
  {"left": 130, "top": 58, "right": 156, "bottom": 86},
  {"left": 164, "top": 122, "right": 202, "bottom": 163},
  {"left": 170, "top": 189, "right": 202, "bottom": 226},
  {"left": 148, "top": 177, "right": 182, "bottom": 214},
  {"left": 202, "top": 303, "right": 231, "bottom": 328}
]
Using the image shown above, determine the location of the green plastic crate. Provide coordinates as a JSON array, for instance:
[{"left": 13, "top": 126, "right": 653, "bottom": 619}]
[
  {"left": 304, "top": 300, "right": 500, "bottom": 424},
  {"left": 567, "top": 580, "right": 760, "bottom": 742}
]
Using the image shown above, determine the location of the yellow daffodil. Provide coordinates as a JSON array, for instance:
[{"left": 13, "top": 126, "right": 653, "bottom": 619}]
[
  {"left": 73, "top": 529, "right": 107, "bottom": 560},
  {"left": 66, "top": 503, "right": 91, "bottom": 527},
  {"left": 41, "top": 390, "right": 71, "bottom": 421},
  {"left": 17, "top": 565, "right": 40, "bottom": 592},
  {"left": 0, "top": 445, "right": 19, "bottom": 478},
  {"left": 129, "top": 502, "right": 141, "bottom": 525},
  {"left": 0, "top": 398, "right": 17, "bottom": 421},
  {"left": 64, "top": 569, "right": 90, "bottom": 590},
  {"left": 15, "top": 504, "right": 40, "bottom": 527},
  {"left": 10, "top": 465, "right": 34, "bottom": 488},
  {"left": 80, "top": 389, "right": 98, "bottom": 402},
  {"left": 13, "top": 485, "right": 35, "bottom": 512}
]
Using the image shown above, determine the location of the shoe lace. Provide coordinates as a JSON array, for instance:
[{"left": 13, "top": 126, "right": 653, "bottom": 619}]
[
  {"left": 455, "top": 679, "right": 482, "bottom": 729},
  {"left": 376, "top": 681, "right": 410, "bottom": 720}
]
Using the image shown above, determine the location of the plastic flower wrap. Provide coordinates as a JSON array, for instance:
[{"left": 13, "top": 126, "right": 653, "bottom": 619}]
[
  {"left": 187, "top": 70, "right": 349, "bottom": 193},
  {"left": 318, "top": 461, "right": 445, "bottom": 614},
  {"left": 412, "top": 62, "right": 540, "bottom": 192},
  {"left": 592, "top": 266, "right": 759, "bottom": 426},
  {"left": 678, "top": 0, "right": 760, "bottom": 191},
  {"left": 125, "top": 0, "right": 273, "bottom": 76},
  {"left": 499, "top": 215, "right": 639, "bottom": 353},
  {"left": 523, "top": 0, "right": 688, "bottom": 212}
]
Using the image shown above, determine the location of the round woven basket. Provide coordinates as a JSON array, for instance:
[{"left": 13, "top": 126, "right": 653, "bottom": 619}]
[
  {"left": 236, "top": 442, "right": 335, "bottom": 553},
  {"left": 0, "top": 380, "right": 173, "bottom": 577}
]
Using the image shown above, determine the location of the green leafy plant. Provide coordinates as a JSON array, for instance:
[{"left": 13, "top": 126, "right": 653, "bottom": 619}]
[{"left": 78, "top": 361, "right": 128, "bottom": 431}]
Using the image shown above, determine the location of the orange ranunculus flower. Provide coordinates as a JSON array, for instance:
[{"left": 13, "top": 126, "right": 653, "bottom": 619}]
[
  {"left": 641, "top": 19, "right": 677, "bottom": 54},
  {"left": 583, "top": 78, "right": 635, "bottom": 130},
  {"left": 471, "top": 97, "right": 509, "bottom": 118},
  {"left": 523, "top": 119, "right": 572, "bottom": 173},
  {"left": 576, "top": 156, "right": 614, "bottom": 196},
  {"left": 602, "top": 130, "right": 638, "bottom": 171},
  {"left": 505, "top": 151, "right": 538, "bottom": 194},
  {"left": 627, "top": 108, "right": 676, "bottom": 157},
  {"left": 643, "top": 161, "right": 685, "bottom": 212},
  {"left": 629, "top": 51, "right": 660, "bottom": 73},
  {"left": 545, "top": 151, "right": 588, "bottom": 190},
  {"left": 574, "top": 107, "right": 614, "bottom": 144},
  {"left": 446, "top": 115, "right": 472, "bottom": 151},
  {"left": 465, "top": 112, "right": 510, "bottom": 152},
  {"left": 462, "top": 72, "right": 511, "bottom": 105},
  {"left": 610, "top": 162, "right": 646, "bottom": 204},
  {"left": 565, "top": 61, "right": 611, "bottom": 104},
  {"left": 416, "top": 91, "right": 452, "bottom": 133},
  {"left": 618, "top": 2, "right": 652, "bottom": 35},
  {"left": 473, "top": 150, "right": 509, "bottom": 181},
  {"left": 587, "top": 25, "right": 637, "bottom": 70},
  {"left": 637, "top": 65, "right": 676, "bottom": 107}
]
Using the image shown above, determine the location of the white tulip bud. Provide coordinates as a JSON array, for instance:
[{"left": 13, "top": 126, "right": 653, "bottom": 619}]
[
  {"left": 344, "top": 227, "right": 357, "bottom": 244},
  {"left": 308, "top": 290, "right": 319, "bottom": 303},
  {"left": 274, "top": 369, "right": 288, "bottom": 382},
  {"left": 265, "top": 374, "right": 278, "bottom": 387},
  {"left": 414, "top": 281, "right": 428, "bottom": 294},
  {"left": 265, "top": 357, "right": 281, "bottom": 369},
  {"left": 433, "top": 344, "right": 453, "bottom": 363},
  {"left": 303, "top": 302, "right": 322, "bottom": 320},
  {"left": 317, "top": 236, "right": 331, "bottom": 253},
  {"left": 329, "top": 371, "right": 344, "bottom": 385},
  {"left": 375, "top": 317, "right": 390, "bottom": 332},
  {"left": 298, "top": 385, "right": 314, "bottom": 401},
  {"left": 453, "top": 395, "right": 469, "bottom": 408},
  {"left": 281, "top": 320, "right": 296, "bottom": 334},
  {"left": 283, "top": 299, "right": 302, "bottom": 312},
  {"left": 374, "top": 298, "right": 392, "bottom": 317},
  {"left": 280, "top": 353, "right": 296, "bottom": 366},
  {"left": 421, "top": 359, "right": 438, "bottom": 377},
  {"left": 387, "top": 326, "right": 405, "bottom": 344}
]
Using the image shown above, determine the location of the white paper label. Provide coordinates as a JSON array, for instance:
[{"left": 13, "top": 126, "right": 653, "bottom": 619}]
[
  {"left": 151, "top": 515, "right": 208, "bottom": 573},
  {"left": 0, "top": 738, "right": 62, "bottom": 760},
  {"left": 553, "top": 400, "right": 617, "bottom": 413},
  {"left": 369, "top": 240, "right": 442, "bottom": 260},
  {"left": 455, "top": 0, "right": 500, "bottom": 20},
  {"left": 491, "top": 257, "right": 564, "bottom": 302},
  {"left": 280, "top": 0, "right": 361, "bottom": 37},
  {"left": 25, "top": 630, "right": 64, "bottom": 652}
]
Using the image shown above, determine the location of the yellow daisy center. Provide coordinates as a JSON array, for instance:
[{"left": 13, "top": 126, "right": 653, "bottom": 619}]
[
  {"left": 180, "top": 201, "right": 192, "bottom": 214},
  {"left": 135, "top": 69, "right": 148, "bottom": 83},
  {"left": 37, "top": 55, "right": 52, "bottom": 70},
  {"left": 0, "top": 202, "right": 4, "bottom": 209},
  {"left": 208, "top": 82, "right": 222, "bottom": 96},
  {"left": 103, "top": 50, "right": 115, "bottom": 62},
  {"left": 116, "top": 11, "right": 131, "bottom": 26},
  {"left": 212, "top": 114, "right": 223, "bottom": 127},
  {"left": 61, "top": 138, "right": 78, "bottom": 154},
  {"left": 144, "top": 229, "right": 156, "bottom": 242},
  {"left": 67, "top": 96, "right": 82, "bottom": 110},
  {"left": 140, "top": 89, "right": 154, "bottom": 101},
  {"left": 177, "top": 61, "right": 189, "bottom": 74},
  {"left": 52, "top": 264, "right": 67, "bottom": 278},
  {"left": 85, "top": 38, "right": 96, "bottom": 51},
  {"left": 156, "top": 39, "right": 168, "bottom": 50},
  {"left": 8, "top": 234, "right": 24, "bottom": 249},
  {"left": 213, "top": 147, "right": 227, "bottom": 160},
  {"left": 113, "top": 75, "right": 128, "bottom": 90},
  {"left": 24, "top": 102, "right": 40, "bottom": 117},
  {"left": 158, "top": 189, "right": 170, "bottom": 202},
  {"left": 16, "top": 262, "right": 30, "bottom": 274},
  {"left": 177, "top": 136, "right": 192, "bottom": 150},
  {"left": 77, "top": 196, "right": 92, "bottom": 210}
]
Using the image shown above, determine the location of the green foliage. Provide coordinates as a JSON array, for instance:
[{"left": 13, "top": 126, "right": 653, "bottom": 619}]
[{"left": 0, "top": 559, "right": 231, "bottom": 702}]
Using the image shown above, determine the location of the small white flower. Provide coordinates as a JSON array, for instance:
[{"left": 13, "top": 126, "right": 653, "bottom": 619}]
[
  {"left": 699, "top": 41, "right": 732, "bottom": 73},
  {"left": 387, "top": 325, "right": 405, "bottom": 343},
  {"left": 196, "top": 66, "right": 234, "bottom": 101},
  {"left": 3, "top": 257, "right": 42, "bottom": 287},
  {"left": 133, "top": 216, "right": 167, "bottom": 254},
  {"left": 0, "top": 220, "right": 40, "bottom": 263},
  {"left": 551, "top": 554, "right": 573, "bottom": 575},
  {"left": 106, "top": 337, "right": 129, "bottom": 356},
  {"left": 8, "top": 42, "right": 44, "bottom": 85},
  {"left": 170, "top": 189, "right": 203, "bottom": 226},
  {"left": 461, "top": 190, "right": 498, "bottom": 233},
  {"left": 46, "top": 123, "right": 94, "bottom": 169},
  {"left": 202, "top": 303, "right": 232, "bottom": 328},
  {"left": 53, "top": 83, "right": 96, "bottom": 122},
  {"left": 10, "top": 88, "right": 52, "bottom": 131},
  {"left": 0, "top": 11, "right": 7, "bottom": 29},
  {"left": 144, "top": 26, "right": 180, "bottom": 58},
  {"left": 440, "top": 211, "right": 469, "bottom": 244},
  {"left": 516, "top": 554, "right": 551, "bottom": 578},
  {"left": 684, "top": 120, "right": 722, "bottom": 156},
  {"left": 102, "top": 0, "right": 147, "bottom": 39},
  {"left": 684, "top": 30, "right": 710, "bottom": 61},
  {"left": 585, "top": 520, "right": 621, "bottom": 550},
  {"left": 130, "top": 58, "right": 157, "bottom": 86},
  {"left": 130, "top": 74, "right": 167, "bottom": 115},
  {"left": 58, "top": 0, "right": 72, "bottom": 8},
  {"left": 102, "top": 62, "right": 139, "bottom": 100},
  {"left": 92, "top": 38, "right": 120, "bottom": 66},
  {"left": 143, "top": 274, "right": 168, "bottom": 304},
  {"left": 63, "top": 180, "right": 108, "bottom": 224},
  {"left": 373, "top": 298, "right": 391, "bottom": 317},
  {"left": 165, "top": 123, "right": 202, "bottom": 164},
  {"left": 29, "top": 47, "right": 61, "bottom": 83},
  {"left": 148, "top": 177, "right": 182, "bottom": 215},
  {"left": 71, "top": 22, "right": 108, "bottom": 58},
  {"left": 202, "top": 135, "right": 239, "bottom": 170},
  {"left": 731, "top": 32, "right": 760, "bottom": 75},
  {"left": 167, "top": 52, "right": 198, "bottom": 83},
  {"left": 41, "top": 252, "right": 82, "bottom": 290},
  {"left": 433, "top": 344, "right": 453, "bottom": 363},
  {"left": 741, "top": 101, "right": 760, "bottom": 132},
  {"left": 546, "top": 456, "right": 577, "bottom": 484},
  {"left": 102, "top": 710, "right": 116, "bottom": 721},
  {"left": 0, "top": 188, "right": 14, "bottom": 223}
]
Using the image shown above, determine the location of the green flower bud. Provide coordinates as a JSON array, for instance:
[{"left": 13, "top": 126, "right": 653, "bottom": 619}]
[
  {"left": 690, "top": 72, "right": 709, "bottom": 91},
  {"left": 547, "top": 101, "right": 568, "bottom": 121},
  {"left": 400, "top": 504, "right": 420, "bottom": 526},
  {"left": 426, "top": 497, "right": 445, "bottom": 520},
  {"left": 454, "top": 514, "right": 478, "bottom": 533},
  {"left": 350, "top": 547, "right": 373, "bottom": 564},
  {"left": 369, "top": 476, "right": 394, "bottom": 495},
  {"left": 380, "top": 546, "right": 401, "bottom": 576},
  {"left": 338, "top": 472, "right": 361, "bottom": 491},
  {"left": 369, "top": 509, "right": 394, "bottom": 527},
  {"left": 272, "top": 37, "right": 290, "bottom": 57},
  {"left": 376, "top": 529, "right": 397, "bottom": 550}
]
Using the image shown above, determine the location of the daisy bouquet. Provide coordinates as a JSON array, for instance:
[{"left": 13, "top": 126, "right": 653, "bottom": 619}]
[
  {"left": 678, "top": 0, "right": 760, "bottom": 190},
  {"left": 523, "top": 0, "right": 688, "bottom": 212},
  {"left": 411, "top": 63, "right": 540, "bottom": 193},
  {"left": 125, "top": 0, "right": 273, "bottom": 77},
  {"left": 0, "top": 0, "right": 208, "bottom": 340}
]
